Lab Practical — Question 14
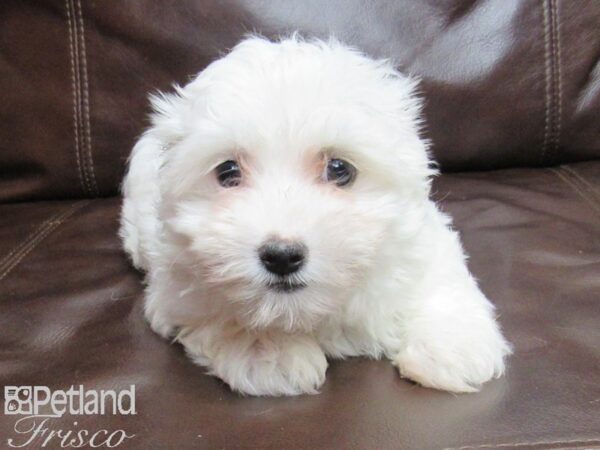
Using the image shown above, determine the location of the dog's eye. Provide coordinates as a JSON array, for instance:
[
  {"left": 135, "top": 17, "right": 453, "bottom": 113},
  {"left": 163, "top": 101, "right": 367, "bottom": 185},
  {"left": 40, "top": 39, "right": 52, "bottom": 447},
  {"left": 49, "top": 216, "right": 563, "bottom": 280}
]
[
  {"left": 324, "top": 158, "right": 357, "bottom": 187},
  {"left": 215, "top": 160, "right": 242, "bottom": 187}
]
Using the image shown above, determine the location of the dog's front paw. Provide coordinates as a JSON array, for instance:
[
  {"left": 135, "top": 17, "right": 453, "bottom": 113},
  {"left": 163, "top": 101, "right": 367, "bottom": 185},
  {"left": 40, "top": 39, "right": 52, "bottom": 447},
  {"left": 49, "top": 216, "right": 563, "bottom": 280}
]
[
  {"left": 183, "top": 328, "right": 327, "bottom": 396},
  {"left": 144, "top": 305, "right": 177, "bottom": 339},
  {"left": 217, "top": 334, "right": 328, "bottom": 396},
  {"left": 393, "top": 331, "right": 511, "bottom": 393}
]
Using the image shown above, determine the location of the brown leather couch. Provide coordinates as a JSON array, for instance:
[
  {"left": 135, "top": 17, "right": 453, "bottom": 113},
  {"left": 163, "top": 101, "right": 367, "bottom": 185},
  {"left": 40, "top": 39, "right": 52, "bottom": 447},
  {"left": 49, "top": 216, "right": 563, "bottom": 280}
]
[{"left": 1, "top": 1, "right": 599, "bottom": 449}]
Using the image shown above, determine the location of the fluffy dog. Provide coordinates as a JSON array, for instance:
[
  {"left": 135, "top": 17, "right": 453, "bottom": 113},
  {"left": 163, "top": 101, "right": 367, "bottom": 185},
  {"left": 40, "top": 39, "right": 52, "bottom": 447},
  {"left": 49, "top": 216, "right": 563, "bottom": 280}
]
[{"left": 120, "top": 36, "right": 511, "bottom": 396}]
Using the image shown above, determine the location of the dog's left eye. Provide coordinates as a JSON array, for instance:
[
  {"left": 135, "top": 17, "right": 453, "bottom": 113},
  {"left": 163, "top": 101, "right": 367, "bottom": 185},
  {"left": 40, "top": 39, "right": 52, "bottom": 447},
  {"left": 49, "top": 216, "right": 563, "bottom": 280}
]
[
  {"left": 324, "top": 158, "right": 357, "bottom": 187},
  {"left": 215, "top": 160, "right": 242, "bottom": 187}
]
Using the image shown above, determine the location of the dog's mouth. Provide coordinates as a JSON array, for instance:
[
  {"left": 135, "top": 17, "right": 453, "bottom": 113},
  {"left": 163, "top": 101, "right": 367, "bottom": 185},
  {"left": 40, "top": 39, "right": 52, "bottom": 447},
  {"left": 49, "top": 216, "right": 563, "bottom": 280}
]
[{"left": 266, "top": 279, "right": 307, "bottom": 293}]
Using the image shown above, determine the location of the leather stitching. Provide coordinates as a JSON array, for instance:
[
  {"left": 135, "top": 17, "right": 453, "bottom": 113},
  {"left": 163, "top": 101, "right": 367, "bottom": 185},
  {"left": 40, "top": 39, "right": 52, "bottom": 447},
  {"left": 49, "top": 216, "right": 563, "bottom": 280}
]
[
  {"left": 551, "top": 0, "right": 562, "bottom": 162},
  {"left": 71, "top": 0, "right": 91, "bottom": 193},
  {"left": 66, "top": 0, "right": 97, "bottom": 196},
  {"left": 0, "top": 217, "right": 60, "bottom": 279},
  {"left": 561, "top": 165, "right": 600, "bottom": 200},
  {"left": 0, "top": 216, "right": 57, "bottom": 268},
  {"left": 75, "top": 0, "right": 98, "bottom": 195},
  {"left": 65, "top": 0, "right": 87, "bottom": 195},
  {"left": 0, "top": 201, "right": 91, "bottom": 281},
  {"left": 541, "top": 0, "right": 561, "bottom": 165},
  {"left": 541, "top": 0, "right": 552, "bottom": 165},
  {"left": 444, "top": 437, "right": 600, "bottom": 449},
  {"left": 549, "top": 167, "right": 600, "bottom": 215}
]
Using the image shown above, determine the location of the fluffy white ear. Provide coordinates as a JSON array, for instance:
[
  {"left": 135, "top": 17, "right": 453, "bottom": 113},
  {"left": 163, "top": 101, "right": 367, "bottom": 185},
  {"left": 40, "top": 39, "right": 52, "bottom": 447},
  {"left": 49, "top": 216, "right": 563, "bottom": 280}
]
[
  {"left": 121, "top": 85, "right": 193, "bottom": 270},
  {"left": 147, "top": 85, "right": 191, "bottom": 148},
  {"left": 120, "top": 130, "right": 165, "bottom": 271},
  {"left": 381, "top": 70, "right": 436, "bottom": 177}
]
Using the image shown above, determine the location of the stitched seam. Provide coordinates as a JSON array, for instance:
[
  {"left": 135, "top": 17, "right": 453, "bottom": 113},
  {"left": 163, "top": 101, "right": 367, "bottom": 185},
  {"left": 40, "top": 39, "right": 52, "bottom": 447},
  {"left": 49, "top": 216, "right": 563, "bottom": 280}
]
[
  {"left": 0, "top": 201, "right": 89, "bottom": 279},
  {"left": 75, "top": 0, "right": 98, "bottom": 196},
  {"left": 444, "top": 437, "right": 600, "bottom": 449},
  {"left": 550, "top": 168, "right": 597, "bottom": 209},
  {"left": 562, "top": 165, "right": 600, "bottom": 200},
  {"left": 0, "top": 201, "right": 90, "bottom": 281},
  {"left": 553, "top": 168, "right": 598, "bottom": 203},
  {"left": 0, "top": 217, "right": 57, "bottom": 269},
  {"left": 71, "top": 0, "right": 91, "bottom": 194},
  {"left": 66, "top": 0, "right": 87, "bottom": 195},
  {"left": 541, "top": 0, "right": 553, "bottom": 165},
  {"left": 0, "top": 218, "right": 63, "bottom": 279},
  {"left": 551, "top": 0, "right": 562, "bottom": 162},
  {"left": 549, "top": 168, "right": 600, "bottom": 215}
]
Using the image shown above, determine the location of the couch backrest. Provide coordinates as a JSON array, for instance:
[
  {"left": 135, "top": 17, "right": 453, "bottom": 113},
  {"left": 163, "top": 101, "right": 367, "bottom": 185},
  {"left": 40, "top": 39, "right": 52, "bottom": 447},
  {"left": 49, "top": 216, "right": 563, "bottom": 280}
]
[{"left": 1, "top": 0, "right": 599, "bottom": 201}]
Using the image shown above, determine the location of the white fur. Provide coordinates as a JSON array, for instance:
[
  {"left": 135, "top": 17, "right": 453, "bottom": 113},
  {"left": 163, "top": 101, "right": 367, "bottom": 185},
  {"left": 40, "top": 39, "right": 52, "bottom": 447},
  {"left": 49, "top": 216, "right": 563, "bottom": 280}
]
[{"left": 120, "top": 36, "right": 511, "bottom": 396}]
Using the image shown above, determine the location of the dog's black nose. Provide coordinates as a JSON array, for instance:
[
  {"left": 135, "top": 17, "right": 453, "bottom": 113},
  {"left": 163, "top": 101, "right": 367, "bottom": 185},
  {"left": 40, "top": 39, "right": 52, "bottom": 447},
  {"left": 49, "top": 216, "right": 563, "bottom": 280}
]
[{"left": 258, "top": 239, "right": 306, "bottom": 276}]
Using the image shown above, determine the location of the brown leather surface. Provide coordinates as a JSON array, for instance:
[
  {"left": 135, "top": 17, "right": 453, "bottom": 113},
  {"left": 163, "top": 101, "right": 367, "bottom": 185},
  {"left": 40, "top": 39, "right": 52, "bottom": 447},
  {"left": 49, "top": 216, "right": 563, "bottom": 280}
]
[
  {"left": 1, "top": 163, "right": 599, "bottom": 449},
  {"left": 1, "top": 0, "right": 600, "bottom": 201}
]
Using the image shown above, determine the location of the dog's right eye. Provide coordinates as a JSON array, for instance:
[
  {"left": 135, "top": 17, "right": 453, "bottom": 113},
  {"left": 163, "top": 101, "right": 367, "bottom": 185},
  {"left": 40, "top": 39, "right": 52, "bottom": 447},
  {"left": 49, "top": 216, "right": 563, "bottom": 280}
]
[{"left": 215, "top": 160, "right": 242, "bottom": 187}]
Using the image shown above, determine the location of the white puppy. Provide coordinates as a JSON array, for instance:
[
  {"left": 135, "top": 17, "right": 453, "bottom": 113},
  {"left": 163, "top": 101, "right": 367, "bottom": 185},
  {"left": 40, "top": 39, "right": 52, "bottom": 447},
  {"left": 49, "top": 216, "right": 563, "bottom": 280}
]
[{"left": 120, "top": 36, "right": 511, "bottom": 396}]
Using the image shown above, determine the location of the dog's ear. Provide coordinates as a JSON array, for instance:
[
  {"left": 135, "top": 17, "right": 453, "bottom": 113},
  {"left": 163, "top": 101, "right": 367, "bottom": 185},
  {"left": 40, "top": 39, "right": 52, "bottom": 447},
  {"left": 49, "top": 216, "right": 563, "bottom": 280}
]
[
  {"left": 121, "top": 86, "right": 191, "bottom": 206},
  {"left": 147, "top": 85, "right": 190, "bottom": 149},
  {"left": 367, "top": 70, "right": 436, "bottom": 198},
  {"left": 385, "top": 71, "right": 438, "bottom": 195}
]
